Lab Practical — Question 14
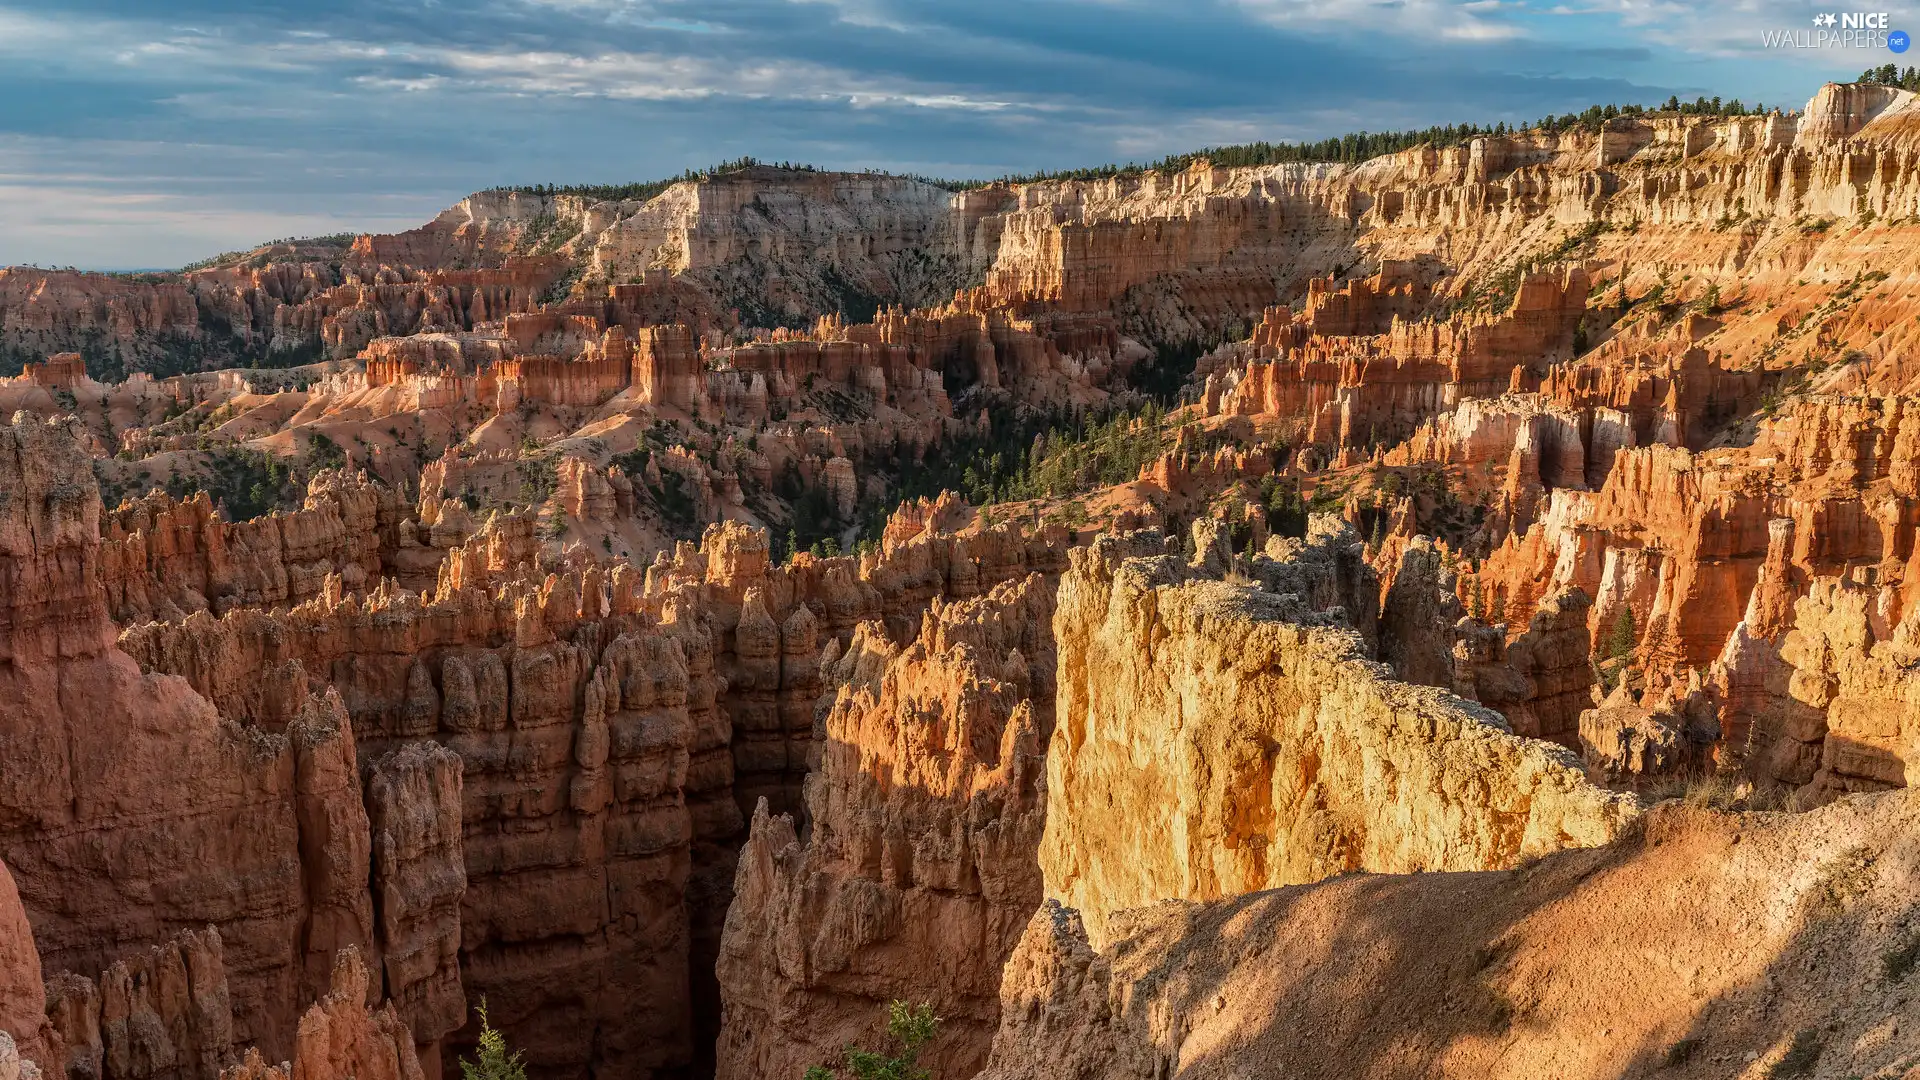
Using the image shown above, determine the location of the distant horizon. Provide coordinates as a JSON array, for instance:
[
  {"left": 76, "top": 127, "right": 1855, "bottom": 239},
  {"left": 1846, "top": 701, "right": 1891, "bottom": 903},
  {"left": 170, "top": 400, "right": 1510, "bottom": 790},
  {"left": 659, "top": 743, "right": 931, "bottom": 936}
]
[
  {"left": 1, "top": 74, "right": 1881, "bottom": 275},
  {"left": 1, "top": 0, "right": 1902, "bottom": 272}
]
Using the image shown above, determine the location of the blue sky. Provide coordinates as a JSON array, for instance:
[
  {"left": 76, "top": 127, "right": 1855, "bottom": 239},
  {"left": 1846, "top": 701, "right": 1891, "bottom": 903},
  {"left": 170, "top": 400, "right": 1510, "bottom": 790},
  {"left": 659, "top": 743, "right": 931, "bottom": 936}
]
[{"left": 0, "top": 0, "right": 1902, "bottom": 269}]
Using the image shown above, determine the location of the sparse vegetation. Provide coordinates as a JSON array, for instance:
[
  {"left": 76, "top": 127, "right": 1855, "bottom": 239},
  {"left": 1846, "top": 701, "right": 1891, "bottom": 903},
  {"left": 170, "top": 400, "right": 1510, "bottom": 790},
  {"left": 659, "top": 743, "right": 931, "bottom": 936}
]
[
  {"left": 488, "top": 99, "right": 1780, "bottom": 206},
  {"left": 1455, "top": 221, "right": 1609, "bottom": 315},
  {"left": 516, "top": 454, "right": 560, "bottom": 506},
  {"left": 157, "top": 447, "right": 302, "bottom": 521},
  {"left": 307, "top": 432, "right": 348, "bottom": 472},
  {"left": 1860, "top": 64, "right": 1920, "bottom": 91},
  {"left": 1807, "top": 844, "right": 1876, "bottom": 917},
  {"left": 804, "top": 1000, "right": 939, "bottom": 1080},
  {"left": 649, "top": 468, "right": 699, "bottom": 534},
  {"left": 175, "top": 233, "right": 358, "bottom": 274}
]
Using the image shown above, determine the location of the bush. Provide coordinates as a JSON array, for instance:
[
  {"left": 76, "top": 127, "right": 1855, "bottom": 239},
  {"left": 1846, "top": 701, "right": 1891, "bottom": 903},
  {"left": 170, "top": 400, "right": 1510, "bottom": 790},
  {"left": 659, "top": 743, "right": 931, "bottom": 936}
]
[
  {"left": 307, "top": 432, "right": 347, "bottom": 471},
  {"left": 805, "top": 1001, "right": 939, "bottom": 1080}
]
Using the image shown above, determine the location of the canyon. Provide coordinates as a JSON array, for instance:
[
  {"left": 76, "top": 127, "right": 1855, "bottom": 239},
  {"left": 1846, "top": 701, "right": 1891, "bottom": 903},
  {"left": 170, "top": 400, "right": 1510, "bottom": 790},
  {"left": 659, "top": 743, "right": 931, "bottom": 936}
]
[{"left": 6, "top": 79, "right": 1920, "bottom": 1080}]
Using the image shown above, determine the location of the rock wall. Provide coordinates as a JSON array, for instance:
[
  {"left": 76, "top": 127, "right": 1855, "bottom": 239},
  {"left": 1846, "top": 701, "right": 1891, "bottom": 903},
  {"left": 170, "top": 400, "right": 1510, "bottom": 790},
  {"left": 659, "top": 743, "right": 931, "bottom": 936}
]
[
  {"left": 1044, "top": 520, "right": 1636, "bottom": 943},
  {"left": 1745, "top": 575, "right": 1920, "bottom": 803},
  {"left": 0, "top": 258, "right": 566, "bottom": 376},
  {"left": 715, "top": 573, "right": 1055, "bottom": 1080},
  {"left": 113, "top": 562, "right": 716, "bottom": 1080},
  {"left": 7, "top": 910, "right": 427, "bottom": 1080},
  {"left": 102, "top": 477, "right": 1064, "bottom": 1077},
  {"left": 100, "top": 473, "right": 410, "bottom": 625}
]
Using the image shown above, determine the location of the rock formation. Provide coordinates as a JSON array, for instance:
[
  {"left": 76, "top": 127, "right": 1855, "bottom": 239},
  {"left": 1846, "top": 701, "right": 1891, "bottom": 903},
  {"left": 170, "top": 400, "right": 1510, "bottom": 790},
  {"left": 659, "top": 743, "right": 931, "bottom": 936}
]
[
  {"left": 44, "top": 928, "right": 237, "bottom": 1080},
  {"left": 715, "top": 573, "right": 1055, "bottom": 1080},
  {"left": 0, "top": 860, "right": 51, "bottom": 1075},
  {"left": 1044, "top": 520, "right": 1635, "bottom": 943},
  {"left": 220, "top": 949, "right": 423, "bottom": 1080}
]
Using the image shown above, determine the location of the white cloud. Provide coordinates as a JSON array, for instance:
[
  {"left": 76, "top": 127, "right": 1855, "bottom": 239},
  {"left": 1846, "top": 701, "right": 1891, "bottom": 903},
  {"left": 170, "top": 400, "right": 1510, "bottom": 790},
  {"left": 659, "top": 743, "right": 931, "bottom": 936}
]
[{"left": 1227, "top": 0, "right": 1529, "bottom": 41}]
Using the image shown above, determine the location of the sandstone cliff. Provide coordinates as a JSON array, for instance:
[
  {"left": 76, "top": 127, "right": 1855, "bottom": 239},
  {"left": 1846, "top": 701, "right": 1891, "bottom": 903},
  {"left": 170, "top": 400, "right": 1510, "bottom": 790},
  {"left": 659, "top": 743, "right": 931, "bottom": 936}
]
[
  {"left": 715, "top": 573, "right": 1055, "bottom": 1080},
  {"left": 1044, "top": 519, "right": 1636, "bottom": 943}
]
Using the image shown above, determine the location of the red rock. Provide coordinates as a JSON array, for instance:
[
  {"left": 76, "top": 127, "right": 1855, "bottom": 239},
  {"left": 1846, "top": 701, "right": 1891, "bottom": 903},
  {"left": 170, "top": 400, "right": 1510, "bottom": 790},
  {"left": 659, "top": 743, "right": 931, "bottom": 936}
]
[{"left": 715, "top": 574, "right": 1055, "bottom": 1080}]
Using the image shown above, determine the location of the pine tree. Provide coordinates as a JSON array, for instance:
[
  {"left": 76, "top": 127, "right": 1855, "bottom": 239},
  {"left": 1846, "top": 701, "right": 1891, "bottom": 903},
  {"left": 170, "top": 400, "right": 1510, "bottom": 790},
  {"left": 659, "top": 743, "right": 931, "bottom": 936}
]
[
  {"left": 1607, "top": 608, "right": 1637, "bottom": 660},
  {"left": 459, "top": 1003, "right": 526, "bottom": 1080}
]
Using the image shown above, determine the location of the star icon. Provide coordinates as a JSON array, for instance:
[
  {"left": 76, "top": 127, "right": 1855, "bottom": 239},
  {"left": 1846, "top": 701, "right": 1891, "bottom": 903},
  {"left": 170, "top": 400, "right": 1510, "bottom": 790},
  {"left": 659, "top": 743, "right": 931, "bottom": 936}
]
[{"left": 1822, "top": 12, "right": 1838, "bottom": 26}]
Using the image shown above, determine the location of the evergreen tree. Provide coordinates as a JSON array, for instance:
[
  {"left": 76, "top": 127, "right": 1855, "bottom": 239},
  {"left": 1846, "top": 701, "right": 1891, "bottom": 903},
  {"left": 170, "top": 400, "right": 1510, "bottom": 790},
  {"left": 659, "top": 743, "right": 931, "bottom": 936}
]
[
  {"left": 1607, "top": 608, "right": 1637, "bottom": 660},
  {"left": 459, "top": 1003, "right": 526, "bottom": 1080}
]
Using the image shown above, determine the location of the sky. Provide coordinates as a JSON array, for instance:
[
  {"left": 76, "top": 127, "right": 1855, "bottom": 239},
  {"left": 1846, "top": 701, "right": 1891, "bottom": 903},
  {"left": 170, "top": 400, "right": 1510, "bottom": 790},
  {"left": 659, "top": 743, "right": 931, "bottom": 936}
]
[{"left": 0, "top": 0, "right": 1907, "bottom": 269}]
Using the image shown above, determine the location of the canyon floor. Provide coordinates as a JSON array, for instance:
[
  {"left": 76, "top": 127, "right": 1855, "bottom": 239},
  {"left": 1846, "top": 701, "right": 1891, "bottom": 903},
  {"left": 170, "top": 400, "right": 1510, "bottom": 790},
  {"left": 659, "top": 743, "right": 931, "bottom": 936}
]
[{"left": 6, "top": 80, "right": 1920, "bottom": 1080}]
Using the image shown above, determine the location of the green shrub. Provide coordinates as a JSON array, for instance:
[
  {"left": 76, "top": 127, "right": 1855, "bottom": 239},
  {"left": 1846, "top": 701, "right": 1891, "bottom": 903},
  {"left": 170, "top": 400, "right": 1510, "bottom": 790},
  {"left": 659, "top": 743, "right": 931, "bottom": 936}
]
[{"left": 805, "top": 1001, "right": 939, "bottom": 1080}]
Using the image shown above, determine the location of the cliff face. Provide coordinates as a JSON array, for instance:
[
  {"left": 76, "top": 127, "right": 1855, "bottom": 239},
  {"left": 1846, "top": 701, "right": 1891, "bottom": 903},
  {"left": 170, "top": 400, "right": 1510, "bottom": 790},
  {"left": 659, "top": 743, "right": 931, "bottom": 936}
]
[
  {"left": 3, "top": 399, "right": 1073, "bottom": 1079},
  {"left": 0, "top": 860, "right": 50, "bottom": 1073},
  {"left": 349, "top": 170, "right": 976, "bottom": 326},
  {"left": 0, "top": 271, "right": 199, "bottom": 374},
  {"left": 0, "top": 415, "right": 471, "bottom": 1077},
  {"left": 715, "top": 573, "right": 1055, "bottom": 1080},
  {"left": 1044, "top": 520, "right": 1635, "bottom": 943},
  {"left": 981, "top": 790, "right": 1920, "bottom": 1080},
  {"left": 0, "top": 260, "right": 566, "bottom": 379},
  {"left": 2, "top": 416, "right": 318, "bottom": 1057}
]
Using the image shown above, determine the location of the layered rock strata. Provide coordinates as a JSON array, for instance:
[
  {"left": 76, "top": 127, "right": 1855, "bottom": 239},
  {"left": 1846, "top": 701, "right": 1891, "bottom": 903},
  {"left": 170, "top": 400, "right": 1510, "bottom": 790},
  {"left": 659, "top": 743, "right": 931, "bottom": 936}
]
[
  {"left": 1045, "top": 519, "right": 1636, "bottom": 943},
  {"left": 715, "top": 573, "right": 1056, "bottom": 1080}
]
